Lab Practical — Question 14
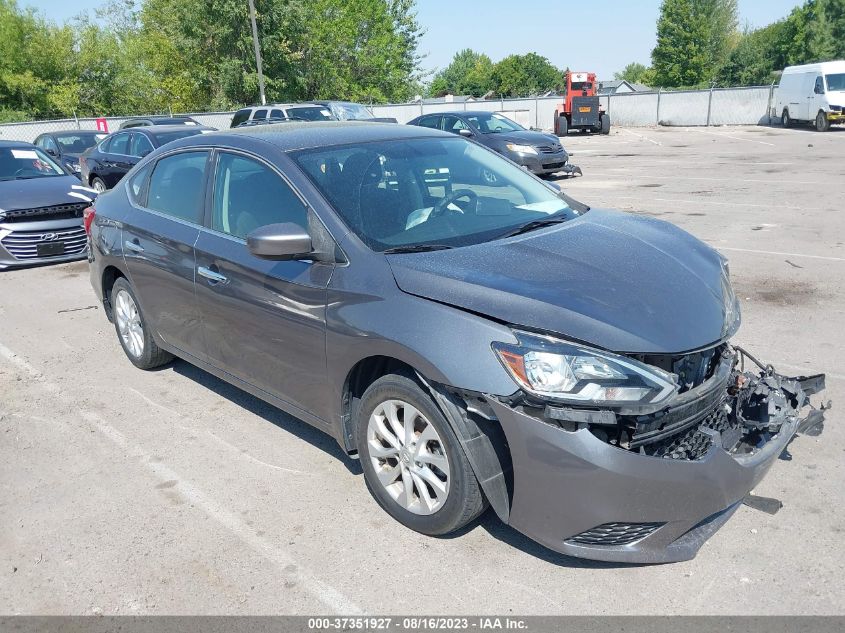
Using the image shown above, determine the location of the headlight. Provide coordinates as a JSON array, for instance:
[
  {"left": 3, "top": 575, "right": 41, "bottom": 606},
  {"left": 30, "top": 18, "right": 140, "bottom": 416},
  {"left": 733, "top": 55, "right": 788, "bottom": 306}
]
[
  {"left": 492, "top": 331, "right": 678, "bottom": 405},
  {"left": 66, "top": 162, "right": 81, "bottom": 173},
  {"left": 505, "top": 143, "right": 537, "bottom": 155},
  {"left": 720, "top": 258, "right": 741, "bottom": 338},
  {"left": 0, "top": 209, "right": 6, "bottom": 221}
]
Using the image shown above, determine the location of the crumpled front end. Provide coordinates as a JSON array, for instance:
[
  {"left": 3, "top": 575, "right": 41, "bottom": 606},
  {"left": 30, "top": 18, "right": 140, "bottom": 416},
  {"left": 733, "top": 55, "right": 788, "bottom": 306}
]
[{"left": 481, "top": 345, "right": 829, "bottom": 563}]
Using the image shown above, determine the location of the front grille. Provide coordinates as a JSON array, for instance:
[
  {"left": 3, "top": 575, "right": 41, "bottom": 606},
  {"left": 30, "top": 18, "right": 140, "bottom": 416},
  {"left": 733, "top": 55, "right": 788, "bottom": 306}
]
[
  {"left": 537, "top": 144, "right": 563, "bottom": 154},
  {"left": 0, "top": 226, "right": 87, "bottom": 260},
  {"left": 541, "top": 161, "right": 566, "bottom": 169},
  {"left": 566, "top": 522, "right": 663, "bottom": 546},
  {"left": 640, "top": 404, "right": 738, "bottom": 460},
  {"left": 1, "top": 202, "right": 88, "bottom": 223}
]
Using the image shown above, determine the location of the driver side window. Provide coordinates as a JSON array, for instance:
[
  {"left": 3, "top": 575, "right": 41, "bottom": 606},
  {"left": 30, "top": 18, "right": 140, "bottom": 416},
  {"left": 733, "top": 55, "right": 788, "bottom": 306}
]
[
  {"left": 130, "top": 133, "right": 154, "bottom": 158},
  {"left": 212, "top": 153, "right": 308, "bottom": 240}
]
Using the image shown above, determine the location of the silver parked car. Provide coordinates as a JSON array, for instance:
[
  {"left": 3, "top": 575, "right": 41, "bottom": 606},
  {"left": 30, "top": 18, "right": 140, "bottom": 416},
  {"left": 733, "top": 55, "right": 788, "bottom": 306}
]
[{"left": 86, "top": 122, "right": 827, "bottom": 563}]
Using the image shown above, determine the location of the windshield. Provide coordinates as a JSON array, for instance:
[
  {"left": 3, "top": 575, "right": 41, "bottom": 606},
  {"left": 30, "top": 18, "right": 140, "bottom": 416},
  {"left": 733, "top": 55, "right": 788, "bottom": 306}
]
[
  {"left": 55, "top": 133, "right": 107, "bottom": 153},
  {"left": 464, "top": 112, "right": 524, "bottom": 134},
  {"left": 332, "top": 103, "right": 374, "bottom": 120},
  {"left": 570, "top": 81, "right": 592, "bottom": 92},
  {"left": 287, "top": 106, "right": 334, "bottom": 121},
  {"left": 826, "top": 73, "right": 845, "bottom": 92},
  {"left": 294, "top": 137, "right": 580, "bottom": 252},
  {"left": 0, "top": 147, "right": 66, "bottom": 180},
  {"left": 151, "top": 129, "right": 206, "bottom": 147}
]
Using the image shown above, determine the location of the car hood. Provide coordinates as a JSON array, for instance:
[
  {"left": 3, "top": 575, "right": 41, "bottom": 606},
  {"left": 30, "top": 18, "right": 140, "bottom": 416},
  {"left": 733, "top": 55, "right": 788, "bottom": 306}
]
[
  {"left": 386, "top": 209, "right": 729, "bottom": 354},
  {"left": 485, "top": 130, "right": 561, "bottom": 147},
  {"left": 0, "top": 175, "right": 96, "bottom": 212}
]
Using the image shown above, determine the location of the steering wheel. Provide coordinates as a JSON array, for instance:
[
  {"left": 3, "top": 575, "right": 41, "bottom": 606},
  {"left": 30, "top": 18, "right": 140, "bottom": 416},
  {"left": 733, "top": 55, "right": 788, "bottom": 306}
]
[{"left": 430, "top": 188, "right": 477, "bottom": 218}]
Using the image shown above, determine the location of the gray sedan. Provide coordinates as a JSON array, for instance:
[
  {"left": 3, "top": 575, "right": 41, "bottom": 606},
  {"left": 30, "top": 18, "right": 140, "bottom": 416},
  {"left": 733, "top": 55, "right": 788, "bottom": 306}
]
[{"left": 85, "top": 121, "right": 826, "bottom": 563}]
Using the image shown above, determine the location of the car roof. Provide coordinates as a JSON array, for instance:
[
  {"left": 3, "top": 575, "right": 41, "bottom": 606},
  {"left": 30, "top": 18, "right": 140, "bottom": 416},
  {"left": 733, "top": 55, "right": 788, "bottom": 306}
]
[
  {"left": 36, "top": 130, "right": 103, "bottom": 137},
  {"left": 133, "top": 125, "right": 213, "bottom": 135},
  {"left": 172, "top": 121, "right": 448, "bottom": 152},
  {"left": 127, "top": 116, "right": 195, "bottom": 122},
  {"left": 0, "top": 140, "right": 36, "bottom": 148}
]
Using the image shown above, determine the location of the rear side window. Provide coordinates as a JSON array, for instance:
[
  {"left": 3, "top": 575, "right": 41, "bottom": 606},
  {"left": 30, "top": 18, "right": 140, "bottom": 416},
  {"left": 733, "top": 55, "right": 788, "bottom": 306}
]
[
  {"left": 270, "top": 109, "right": 284, "bottom": 119},
  {"left": 147, "top": 151, "right": 208, "bottom": 224},
  {"left": 416, "top": 115, "right": 441, "bottom": 129},
  {"left": 231, "top": 109, "right": 251, "bottom": 128},
  {"left": 252, "top": 109, "right": 267, "bottom": 121},
  {"left": 108, "top": 132, "right": 131, "bottom": 155},
  {"left": 211, "top": 152, "right": 307, "bottom": 239}
]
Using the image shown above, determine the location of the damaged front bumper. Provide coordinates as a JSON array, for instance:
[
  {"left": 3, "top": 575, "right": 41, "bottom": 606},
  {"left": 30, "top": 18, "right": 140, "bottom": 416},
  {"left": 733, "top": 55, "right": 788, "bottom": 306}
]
[{"left": 477, "top": 348, "right": 828, "bottom": 563}]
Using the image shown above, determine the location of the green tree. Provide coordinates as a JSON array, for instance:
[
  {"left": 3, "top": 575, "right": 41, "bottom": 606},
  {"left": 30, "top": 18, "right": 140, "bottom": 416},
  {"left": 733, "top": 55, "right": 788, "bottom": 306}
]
[
  {"left": 490, "top": 52, "right": 561, "bottom": 97},
  {"left": 613, "top": 62, "right": 654, "bottom": 85},
  {"left": 428, "top": 49, "right": 494, "bottom": 97},
  {"left": 651, "top": 0, "right": 738, "bottom": 87}
]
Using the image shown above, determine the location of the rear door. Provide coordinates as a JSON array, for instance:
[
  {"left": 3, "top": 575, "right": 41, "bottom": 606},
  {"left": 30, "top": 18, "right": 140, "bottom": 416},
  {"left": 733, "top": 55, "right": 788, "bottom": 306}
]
[
  {"left": 193, "top": 150, "right": 334, "bottom": 424},
  {"left": 102, "top": 131, "right": 134, "bottom": 187},
  {"left": 122, "top": 150, "right": 210, "bottom": 361}
]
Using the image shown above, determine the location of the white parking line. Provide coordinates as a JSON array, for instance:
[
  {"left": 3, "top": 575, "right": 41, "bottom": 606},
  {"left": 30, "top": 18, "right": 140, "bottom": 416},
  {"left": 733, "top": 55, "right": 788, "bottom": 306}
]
[
  {"left": 716, "top": 246, "right": 845, "bottom": 262},
  {"left": 585, "top": 173, "right": 824, "bottom": 186},
  {"left": 685, "top": 127, "right": 776, "bottom": 146},
  {"left": 620, "top": 128, "right": 661, "bottom": 145},
  {"left": 0, "top": 339, "right": 363, "bottom": 615},
  {"left": 603, "top": 195, "right": 801, "bottom": 210}
]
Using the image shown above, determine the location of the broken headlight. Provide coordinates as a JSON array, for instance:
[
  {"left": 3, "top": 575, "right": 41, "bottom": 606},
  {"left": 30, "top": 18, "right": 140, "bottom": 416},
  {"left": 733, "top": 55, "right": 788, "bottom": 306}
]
[
  {"left": 492, "top": 331, "right": 679, "bottom": 405},
  {"left": 720, "top": 259, "right": 741, "bottom": 338}
]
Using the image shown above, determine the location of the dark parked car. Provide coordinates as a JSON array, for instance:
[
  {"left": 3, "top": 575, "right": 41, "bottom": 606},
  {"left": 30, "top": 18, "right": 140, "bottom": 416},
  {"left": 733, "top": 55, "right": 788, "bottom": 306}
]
[
  {"left": 119, "top": 116, "right": 200, "bottom": 129},
  {"left": 80, "top": 125, "right": 214, "bottom": 192},
  {"left": 86, "top": 122, "right": 826, "bottom": 563},
  {"left": 1, "top": 140, "right": 96, "bottom": 269},
  {"left": 408, "top": 111, "right": 577, "bottom": 178},
  {"left": 33, "top": 130, "right": 108, "bottom": 179},
  {"left": 314, "top": 100, "right": 398, "bottom": 123}
]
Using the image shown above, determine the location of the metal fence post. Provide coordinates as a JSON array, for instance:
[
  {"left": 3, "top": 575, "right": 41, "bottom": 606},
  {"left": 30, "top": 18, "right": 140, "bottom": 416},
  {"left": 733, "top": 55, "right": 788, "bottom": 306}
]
[
  {"left": 535, "top": 96, "right": 539, "bottom": 129},
  {"left": 767, "top": 82, "right": 775, "bottom": 125},
  {"left": 420, "top": 101, "right": 424, "bottom": 117},
  {"left": 656, "top": 88, "right": 661, "bottom": 125},
  {"left": 706, "top": 84, "right": 714, "bottom": 127}
]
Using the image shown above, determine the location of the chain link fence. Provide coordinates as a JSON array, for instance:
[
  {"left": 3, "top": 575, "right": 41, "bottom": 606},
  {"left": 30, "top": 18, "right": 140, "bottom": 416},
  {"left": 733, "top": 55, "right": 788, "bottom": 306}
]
[{"left": 0, "top": 86, "right": 777, "bottom": 144}]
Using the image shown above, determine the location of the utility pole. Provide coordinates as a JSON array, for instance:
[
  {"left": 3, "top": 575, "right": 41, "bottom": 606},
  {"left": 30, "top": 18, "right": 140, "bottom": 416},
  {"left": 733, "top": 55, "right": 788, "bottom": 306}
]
[{"left": 247, "top": 0, "right": 266, "bottom": 105}]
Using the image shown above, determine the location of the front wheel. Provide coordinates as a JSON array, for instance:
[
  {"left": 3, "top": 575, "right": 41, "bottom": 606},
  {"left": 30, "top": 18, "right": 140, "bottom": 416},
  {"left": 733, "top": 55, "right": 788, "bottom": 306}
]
[
  {"left": 815, "top": 111, "right": 831, "bottom": 132},
  {"left": 356, "top": 373, "right": 485, "bottom": 535}
]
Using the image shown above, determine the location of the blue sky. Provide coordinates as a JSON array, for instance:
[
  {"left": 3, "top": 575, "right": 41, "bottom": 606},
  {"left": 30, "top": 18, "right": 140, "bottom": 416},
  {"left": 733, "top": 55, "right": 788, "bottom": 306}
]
[{"left": 28, "top": 0, "right": 802, "bottom": 80}]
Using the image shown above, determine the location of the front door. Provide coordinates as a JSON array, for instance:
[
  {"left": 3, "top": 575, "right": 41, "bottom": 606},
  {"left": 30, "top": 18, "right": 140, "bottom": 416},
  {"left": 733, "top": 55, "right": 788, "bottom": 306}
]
[
  {"left": 194, "top": 151, "right": 333, "bottom": 424},
  {"left": 122, "top": 150, "right": 209, "bottom": 360}
]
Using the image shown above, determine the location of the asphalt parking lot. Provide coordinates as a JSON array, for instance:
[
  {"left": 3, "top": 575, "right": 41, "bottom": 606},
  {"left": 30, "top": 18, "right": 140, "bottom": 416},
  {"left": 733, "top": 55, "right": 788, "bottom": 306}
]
[{"left": 1, "top": 125, "right": 843, "bottom": 615}]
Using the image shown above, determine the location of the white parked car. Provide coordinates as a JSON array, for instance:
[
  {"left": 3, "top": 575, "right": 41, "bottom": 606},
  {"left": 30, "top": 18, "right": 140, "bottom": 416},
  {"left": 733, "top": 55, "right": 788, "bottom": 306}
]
[{"left": 774, "top": 60, "right": 845, "bottom": 131}]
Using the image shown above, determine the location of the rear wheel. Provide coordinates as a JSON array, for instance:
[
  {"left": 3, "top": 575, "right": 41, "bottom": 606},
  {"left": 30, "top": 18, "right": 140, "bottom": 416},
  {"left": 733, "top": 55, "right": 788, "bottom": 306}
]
[
  {"left": 111, "top": 277, "right": 173, "bottom": 370},
  {"left": 599, "top": 113, "right": 611, "bottom": 134},
  {"left": 557, "top": 115, "right": 569, "bottom": 137},
  {"left": 91, "top": 177, "right": 107, "bottom": 193},
  {"left": 815, "top": 110, "right": 831, "bottom": 132},
  {"left": 781, "top": 109, "right": 791, "bottom": 128},
  {"left": 356, "top": 373, "right": 485, "bottom": 535}
]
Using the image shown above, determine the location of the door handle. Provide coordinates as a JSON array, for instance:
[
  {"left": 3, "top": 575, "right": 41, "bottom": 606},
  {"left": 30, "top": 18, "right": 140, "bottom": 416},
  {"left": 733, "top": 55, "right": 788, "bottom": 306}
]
[
  {"left": 197, "top": 266, "right": 228, "bottom": 284},
  {"left": 124, "top": 240, "right": 144, "bottom": 253}
]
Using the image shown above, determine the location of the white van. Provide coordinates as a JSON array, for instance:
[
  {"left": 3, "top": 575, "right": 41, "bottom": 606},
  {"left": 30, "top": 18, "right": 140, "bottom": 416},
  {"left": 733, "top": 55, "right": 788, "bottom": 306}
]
[{"left": 774, "top": 60, "right": 845, "bottom": 131}]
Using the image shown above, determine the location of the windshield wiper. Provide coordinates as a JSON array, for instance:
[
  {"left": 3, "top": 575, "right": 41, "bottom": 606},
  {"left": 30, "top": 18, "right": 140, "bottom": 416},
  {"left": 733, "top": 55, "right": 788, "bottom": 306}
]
[
  {"left": 499, "top": 217, "right": 569, "bottom": 239},
  {"left": 383, "top": 244, "right": 454, "bottom": 254}
]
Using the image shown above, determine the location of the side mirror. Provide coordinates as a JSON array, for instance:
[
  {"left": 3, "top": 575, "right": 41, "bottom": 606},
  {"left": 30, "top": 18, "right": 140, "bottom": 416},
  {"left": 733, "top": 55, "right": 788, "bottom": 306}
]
[
  {"left": 46, "top": 148, "right": 58, "bottom": 157},
  {"left": 247, "top": 223, "right": 313, "bottom": 261},
  {"left": 458, "top": 128, "right": 473, "bottom": 138}
]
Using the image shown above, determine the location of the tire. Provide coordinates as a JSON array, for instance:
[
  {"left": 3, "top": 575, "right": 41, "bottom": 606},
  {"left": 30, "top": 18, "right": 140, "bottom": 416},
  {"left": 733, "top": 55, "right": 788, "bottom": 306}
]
[
  {"left": 815, "top": 110, "right": 830, "bottom": 132},
  {"left": 91, "top": 176, "right": 107, "bottom": 193},
  {"left": 110, "top": 277, "right": 173, "bottom": 370},
  {"left": 557, "top": 115, "right": 568, "bottom": 137},
  {"left": 782, "top": 109, "right": 791, "bottom": 128},
  {"left": 600, "top": 113, "right": 611, "bottom": 134},
  {"left": 356, "top": 372, "right": 485, "bottom": 536}
]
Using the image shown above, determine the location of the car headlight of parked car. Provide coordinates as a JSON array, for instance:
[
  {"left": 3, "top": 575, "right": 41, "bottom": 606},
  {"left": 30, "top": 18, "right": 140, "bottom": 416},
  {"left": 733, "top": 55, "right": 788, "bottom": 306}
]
[
  {"left": 0, "top": 209, "right": 6, "bottom": 222},
  {"left": 65, "top": 161, "right": 81, "bottom": 173},
  {"left": 493, "top": 331, "right": 679, "bottom": 405},
  {"left": 720, "top": 259, "right": 741, "bottom": 338},
  {"left": 505, "top": 143, "right": 537, "bottom": 155}
]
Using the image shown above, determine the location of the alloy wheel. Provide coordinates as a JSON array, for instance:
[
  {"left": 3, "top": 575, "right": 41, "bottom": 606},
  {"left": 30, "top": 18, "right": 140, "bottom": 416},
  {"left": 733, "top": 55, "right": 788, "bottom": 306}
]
[
  {"left": 114, "top": 289, "right": 144, "bottom": 358},
  {"left": 93, "top": 179, "right": 106, "bottom": 193},
  {"left": 366, "top": 399, "right": 450, "bottom": 515}
]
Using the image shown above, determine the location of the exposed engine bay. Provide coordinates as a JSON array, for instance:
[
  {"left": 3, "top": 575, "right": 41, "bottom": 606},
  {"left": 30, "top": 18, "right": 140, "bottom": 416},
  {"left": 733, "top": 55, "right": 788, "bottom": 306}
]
[{"left": 537, "top": 344, "right": 829, "bottom": 461}]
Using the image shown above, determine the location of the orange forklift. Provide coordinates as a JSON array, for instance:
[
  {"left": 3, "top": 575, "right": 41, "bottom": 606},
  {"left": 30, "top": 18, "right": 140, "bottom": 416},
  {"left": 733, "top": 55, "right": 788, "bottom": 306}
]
[{"left": 553, "top": 71, "right": 610, "bottom": 136}]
